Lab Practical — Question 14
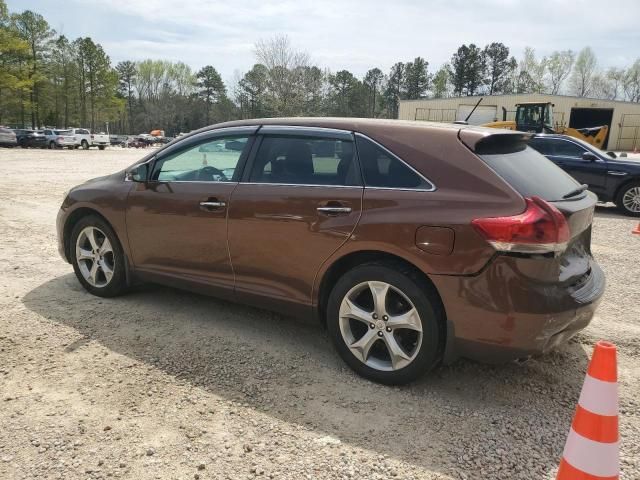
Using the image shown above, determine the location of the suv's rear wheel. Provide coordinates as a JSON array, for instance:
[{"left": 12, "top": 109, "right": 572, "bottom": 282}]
[
  {"left": 70, "top": 216, "right": 127, "bottom": 297},
  {"left": 81, "top": 140, "right": 89, "bottom": 149},
  {"left": 616, "top": 182, "right": 640, "bottom": 217},
  {"left": 326, "top": 263, "right": 442, "bottom": 384}
]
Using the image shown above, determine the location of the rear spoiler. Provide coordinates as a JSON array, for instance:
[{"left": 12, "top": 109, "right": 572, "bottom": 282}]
[{"left": 458, "top": 127, "right": 532, "bottom": 154}]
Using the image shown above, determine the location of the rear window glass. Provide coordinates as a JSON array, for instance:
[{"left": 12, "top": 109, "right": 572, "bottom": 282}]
[{"left": 480, "top": 146, "right": 580, "bottom": 201}]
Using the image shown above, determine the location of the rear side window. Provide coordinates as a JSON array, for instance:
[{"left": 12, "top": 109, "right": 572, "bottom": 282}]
[
  {"left": 480, "top": 146, "right": 580, "bottom": 201},
  {"left": 249, "top": 136, "right": 360, "bottom": 186},
  {"left": 355, "top": 136, "right": 431, "bottom": 189}
]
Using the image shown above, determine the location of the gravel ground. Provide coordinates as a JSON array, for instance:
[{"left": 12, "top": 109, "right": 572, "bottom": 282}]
[{"left": 0, "top": 147, "right": 639, "bottom": 480}]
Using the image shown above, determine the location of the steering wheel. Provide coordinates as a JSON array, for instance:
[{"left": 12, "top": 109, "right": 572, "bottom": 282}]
[{"left": 198, "top": 166, "right": 227, "bottom": 181}]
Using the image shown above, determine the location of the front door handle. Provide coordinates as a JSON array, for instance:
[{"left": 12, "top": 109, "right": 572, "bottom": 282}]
[
  {"left": 317, "top": 206, "right": 352, "bottom": 215},
  {"left": 200, "top": 200, "right": 226, "bottom": 211}
]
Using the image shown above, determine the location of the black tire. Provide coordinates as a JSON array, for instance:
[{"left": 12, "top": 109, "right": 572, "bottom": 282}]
[
  {"left": 98, "top": 145, "right": 106, "bottom": 150},
  {"left": 81, "top": 140, "right": 89, "bottom": 150},
  {"left": 48, "top": 141, "right": 55, "bottom": 149},
  {"left": 615, "top": 181, "right": 640, "bottom": 217},
  {"left": 326, "top": 262, "right": 443, "bottom": 385},
  {"left": 70, "top": 215, "right": 128, "bottom": 297}
]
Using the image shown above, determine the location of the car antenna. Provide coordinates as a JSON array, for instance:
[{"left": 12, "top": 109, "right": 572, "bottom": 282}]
[{"left": 465, "top": 97, "right": 483, "bottom": 123}]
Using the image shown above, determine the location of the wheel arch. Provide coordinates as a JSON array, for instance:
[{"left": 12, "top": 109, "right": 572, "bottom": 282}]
[
  {"left": 613, "top": 176, "right": 640, "bottom": 203},
  {"left": 63, "top": 207, "right": 119, "bottom": 262},
  {"left": 317, "top": 249, "right": 447, "bottom": 347}
]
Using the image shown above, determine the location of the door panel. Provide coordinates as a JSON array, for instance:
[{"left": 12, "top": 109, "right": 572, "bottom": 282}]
[
  {"left": 125, "top": 132, "right": 253, "bottom": 294},
  {"left": 227, "top": 184, "right": 362, "bottom": 307},
  {"left": 127, "top": 181, "right": 237, "bottom": 290},
  {"left": 227, "top": 131, "right": 363, "bottom": 310}
]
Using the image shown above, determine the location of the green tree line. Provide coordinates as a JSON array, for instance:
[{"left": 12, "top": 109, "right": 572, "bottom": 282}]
[{"left": 2, "top": 1, "right": 640, "bottom": 135}]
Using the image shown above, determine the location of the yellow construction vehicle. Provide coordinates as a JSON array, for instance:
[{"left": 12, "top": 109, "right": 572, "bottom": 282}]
[{"left": 482, "top": 102, "right": 609, "bottom": 149}]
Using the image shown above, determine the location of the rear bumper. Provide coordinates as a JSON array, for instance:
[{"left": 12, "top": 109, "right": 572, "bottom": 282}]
[{"left": 433, "top": 256, "right": 605, "bottom": 364}]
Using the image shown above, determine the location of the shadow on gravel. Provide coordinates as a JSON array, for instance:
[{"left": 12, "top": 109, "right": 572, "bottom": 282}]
[{"left": 24, "top": 274, "right": 590, "bottom": 478}]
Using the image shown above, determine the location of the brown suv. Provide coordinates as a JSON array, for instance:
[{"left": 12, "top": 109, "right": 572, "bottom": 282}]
[{"left": 57, "top": 118, "right": 605, "bottom": 384}]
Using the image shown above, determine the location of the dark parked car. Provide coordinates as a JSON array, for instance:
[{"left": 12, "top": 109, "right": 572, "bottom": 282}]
[
  {"left": 529, "top": 134, "right": 640, "bottom": 216},
  {"left": 0, "top": 127, "right": 17, "bottom": 147},
  {"left": 13, "top": 129, "right": 46, "bottom": 148},
  {"left": 57, "top": 119, "right": 605, "bottom": 384}
]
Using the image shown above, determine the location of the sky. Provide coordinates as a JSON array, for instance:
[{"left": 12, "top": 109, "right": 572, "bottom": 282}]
[{"left": 7, "top": 0, "right": 640, "bottom": 85}]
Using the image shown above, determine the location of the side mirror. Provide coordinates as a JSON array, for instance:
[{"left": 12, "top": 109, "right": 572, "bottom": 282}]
[
  {"left": 126, "top": 163, "right": 149, "bottom": 182},
  {"left": 582, "top": 152, "right": 597, "bottom": 162}
]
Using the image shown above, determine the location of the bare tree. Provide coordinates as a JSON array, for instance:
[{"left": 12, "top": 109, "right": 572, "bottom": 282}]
[
  {"left": 623, "top": 60, "right": 640, "bottom": 102},
  {"left": 569, "top": 47, "right": 597, "bottom": 97},
  {"left": 254, "top": 35, "right": 309, "bottom": 115},
  {"left": 515, "top": 47, "right": 546, "bottom": 93},
  {"left": 545, "top": 50, "right": 574, "bottom": 94}
]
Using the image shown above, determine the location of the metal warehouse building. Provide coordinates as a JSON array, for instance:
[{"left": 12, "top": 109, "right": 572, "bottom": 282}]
[{"left": 398, "top": 93, "right": 640, "bottom": 151}]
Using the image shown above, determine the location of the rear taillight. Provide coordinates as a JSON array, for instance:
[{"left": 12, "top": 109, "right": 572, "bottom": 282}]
[
  {"left": 472, "top": 196, "right": 570, "bottom": 254},
  {"left": 91, "top": 134, "right": 94, "bottom": 139}
]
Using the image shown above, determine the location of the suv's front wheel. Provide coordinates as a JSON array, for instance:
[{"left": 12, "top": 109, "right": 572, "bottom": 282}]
[
  {"left": 70, "top": 216, "right": 127, "bottom": 297},
  {"left": 326, "top": 263, "right": 442, "bottom": 385}
]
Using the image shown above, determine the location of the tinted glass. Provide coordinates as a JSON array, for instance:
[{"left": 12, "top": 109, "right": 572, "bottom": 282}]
[
  {"left": 528, "top": 138, "right": 553, "bottom": 155},
  {"left": 54, "top": 130, "right": 71, "bottom": 135},
  {"left": 152, "top": 136, "right": 249, "bottom": 182},
  {"left": 355, "top": 136, "right": 430, "bottom": 189},
  {"left": 552, "top": 140, "right": 587, "bottom": 158},
  {"left": 249, "top": 136, "right": 360, "bottom": 186},
  {"left": 481, "top": 146, "right": 580, "bottom": 201}
]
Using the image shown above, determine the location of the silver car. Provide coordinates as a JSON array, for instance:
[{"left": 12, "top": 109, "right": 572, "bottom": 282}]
[
  {"left": 0, "top": 127, "right": 17, "bottom": 147},
  {"left": 43, "top": 129, "right": 76, "bottom": 149}
]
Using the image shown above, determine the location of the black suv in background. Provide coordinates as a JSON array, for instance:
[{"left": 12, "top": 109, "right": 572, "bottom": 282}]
[
  {"left": 529, "top": 134, "right": 640, "bottom": 216},
  {"left": 13, "top": 129, "right": 47, "bottom": 149}
]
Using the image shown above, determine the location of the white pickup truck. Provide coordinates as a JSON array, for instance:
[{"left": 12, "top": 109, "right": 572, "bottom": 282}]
[{"left": 68, "top": 128, "right": 110, "bottom": 150}]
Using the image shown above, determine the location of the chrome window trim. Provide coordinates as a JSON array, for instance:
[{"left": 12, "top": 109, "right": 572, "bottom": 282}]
[
  {"left": 238, "top": 182, "right": 361, "bottom": 189},
  {"left": 354, "top": 132, "right": 436, "bottom": 192},
  {"left": 154, "top": 180, "right": 238, "bottom": 184}
]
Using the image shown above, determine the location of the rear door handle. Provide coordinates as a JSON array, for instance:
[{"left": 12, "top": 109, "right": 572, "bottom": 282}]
[
  {"left": 199, "top": 200, "right": 226, "bottom": 211},
  {"left": 317, "top": 206, "right": 352, "bottom": 215}
]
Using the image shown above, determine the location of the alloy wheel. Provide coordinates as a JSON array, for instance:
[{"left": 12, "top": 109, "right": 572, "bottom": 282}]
[
  {"left": 338, "top": 281, "right": 423, "bottom": 371},
  {"left": 622, "top": 186, "right": 640, "bottom": 213},
  {"left": 75, "top": 226, "right": 115, "bottom": 288}
]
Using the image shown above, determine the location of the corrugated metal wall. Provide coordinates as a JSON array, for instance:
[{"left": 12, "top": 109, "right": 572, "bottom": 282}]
[{"left": 399, "top": 94, "right": 640, "bottom": 150}]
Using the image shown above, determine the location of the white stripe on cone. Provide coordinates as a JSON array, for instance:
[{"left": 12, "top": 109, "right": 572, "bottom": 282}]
[
  {"left": 562, "top": 428, "right": 620, "bottom": 477},
  {"left": 578, "top": 375, "right": 619, "bottom": 416}
]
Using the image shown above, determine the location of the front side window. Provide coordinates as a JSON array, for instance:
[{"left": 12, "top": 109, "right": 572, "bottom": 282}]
[
  {"left": 355, "top": 136, "right": 431, "bottom": 189},
  {"left": 552, "top": 140, "right": 586, "bottom": 158},
  {"left": 152, "top": 136, "right": 249, "bottom": 182},
  {"left": 249, "top": 136, "right": 360, "bottom": 186}
]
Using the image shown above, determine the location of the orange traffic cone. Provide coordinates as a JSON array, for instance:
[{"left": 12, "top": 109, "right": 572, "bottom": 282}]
[
  {"left": 633, "top": 223, "right": 640, "bottom": 235},
  {"left": 556, "top": 341, "right": 619, "bottom": 479}
]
